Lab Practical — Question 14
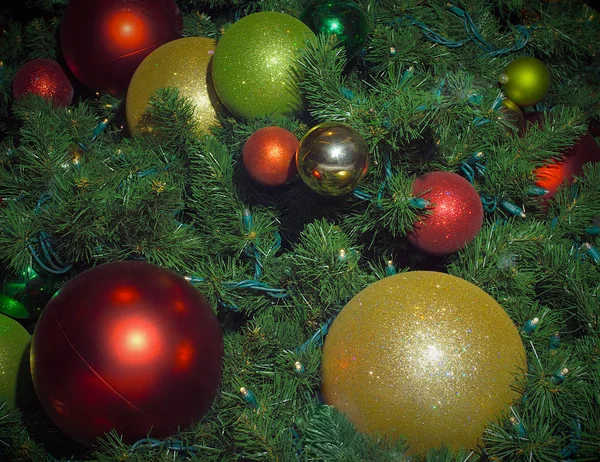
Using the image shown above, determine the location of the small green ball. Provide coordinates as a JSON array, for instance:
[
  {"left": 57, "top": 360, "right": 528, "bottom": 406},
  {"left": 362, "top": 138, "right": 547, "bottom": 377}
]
[
  {"left": 500, "top": 56, "right": 550, "bottom": 107},
  {"left": 212, "top": 12, "right": 316, "bottom": 120},
  {"left": 0, "top": 313, "right": 31, "bottom": 406}
]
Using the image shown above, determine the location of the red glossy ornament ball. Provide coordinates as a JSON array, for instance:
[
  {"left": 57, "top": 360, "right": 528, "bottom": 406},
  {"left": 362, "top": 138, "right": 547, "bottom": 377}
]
[
  {"left": 13, "top": 59, "right": 74, "bottom": 107},
  {"left": 242, "top": 126, "right": 299, "bottom": 187},
  {"left": 60, "top": 0, "right": 182, "bottom": 96},
  {"left": 526, "top": 113, "right": 600, "bottom": 200},
  {"left": 406, "top": 171, "right": 484, "bottom": 256},
  {"left": 30, "top": 261, "right": 223, "bottom": 446}
]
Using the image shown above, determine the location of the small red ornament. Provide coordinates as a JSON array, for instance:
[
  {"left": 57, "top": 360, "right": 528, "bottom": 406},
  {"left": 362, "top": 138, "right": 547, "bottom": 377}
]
[
  {"left": 526, "top": 113, "right": 600, "bottom": 200},
  {"left": 12, "top": 59, "right": 74, "bottom": 107},
  {"left": 31, "top": 261, "right": 223, "bottom": 446},
  {"left": 406, "top": 171, "right": 484, "bottom": 256},
  {"left": 243, "top": 126, "right": 299, "bottom": 187},
  {"left": 60, "top": 0, "right": 182, "bottom": 96}
]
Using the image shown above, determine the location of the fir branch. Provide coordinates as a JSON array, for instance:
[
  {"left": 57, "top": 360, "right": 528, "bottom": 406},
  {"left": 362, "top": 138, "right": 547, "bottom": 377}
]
[
  {"left": 342, "top": 170, "right": 424, "bottom": 239},
  {"left": 484, "top": 411, "right": 565, "bottom": 462},
  {"left": 25, "top": 0, "right": 68, "bottom": 11},
  {"left": 527, "top": 3, "right": 600, "bottom": 63},
  {"left": 479, "top": 105, "right": 588, "bottom": 201},
  {"left": 0, "top": 402, "right": 47, "bottom": 462},
  {"left": 0, "top": 202, "right": 38, "bottom": 274},
  {"left": 182, "top": 12, "right": 219, "bottom": 39},
  {"left": 140, "top": 88, "right": 201, "bottom": 155},
  {"left": 287, "top": 219, "right": 375, "bottom": 320},
  {"left": 22, "top": 18, "right": 59, "bottom": 61},
  {"left": 520, "top": 344, "right": 588, "bottom": 421},
  {"left": 548, "top": 162, "right": 600, "bottom": 239},
  {"left": 300, "top": 405, "right": 408, "bottom": 461},
  {"left": 0, "top": 23, "right": 25, "bottom": 66}
]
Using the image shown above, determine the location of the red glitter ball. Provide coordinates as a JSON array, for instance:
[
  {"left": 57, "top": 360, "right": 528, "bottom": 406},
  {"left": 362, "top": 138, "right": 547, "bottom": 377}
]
[
  {"left": 13, "top": 59, "right": 74, "bottom": 107},
  {"left": 60, "top": 0, "right": 182, "bottom": 96},
  {"left": 406, "top": 171, "right": 484, "bottom": 256},
  {"left": 243, "top": 126, "right": 299, "bottom": 187},
  {"left": 31, "top": 261, "right": 223, "bottom": 446}
]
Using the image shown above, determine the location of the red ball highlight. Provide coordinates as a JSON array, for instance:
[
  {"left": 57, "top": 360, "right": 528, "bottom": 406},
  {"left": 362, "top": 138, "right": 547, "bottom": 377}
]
[
  {"left": 60, "top": 0, "right": 182, "bottom": 96},
  {"left": 30, "top": 261, "right": 223, "bottom": 446}
]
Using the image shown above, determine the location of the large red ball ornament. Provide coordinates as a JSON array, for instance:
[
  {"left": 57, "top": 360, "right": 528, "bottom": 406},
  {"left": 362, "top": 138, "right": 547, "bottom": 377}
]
[
  {"left": 30, "top": 261, "right": 223, "bottom": 446},
  {"left": 407, "top": 172, "right": 484, "bottom": 256},
  {"left": 60, "top": 0, "right": 182, "bottom": 96},
  {"left": 12, "top": 59, "right": 74, "bottom": 107},
  {"left": 243, "top": 126, "right": 299, "bottom": 187}
]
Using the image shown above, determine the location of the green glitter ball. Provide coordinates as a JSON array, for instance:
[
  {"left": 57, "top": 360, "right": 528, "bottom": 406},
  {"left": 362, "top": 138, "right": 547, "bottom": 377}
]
[
  {"left": 301, "top": 0, "right": 368, "bottom": 62},
  {"left": 212, "top": 12, "right": 316, "bottom": 120},
  {"left": 0, "top": 313, "right": 31, "bottom": 406}
]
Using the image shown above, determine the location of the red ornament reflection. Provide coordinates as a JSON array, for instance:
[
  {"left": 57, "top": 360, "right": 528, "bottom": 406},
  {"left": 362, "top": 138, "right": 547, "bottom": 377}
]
[
  {"left": 107, "top": 11, "right": 149, "bottom": 54},
  {"left": 110, "top": 316, "right": 162, "bottom": 365},
  {"left": 30, "top": 261, "right": 223, "bottom": 446},
  {"left": 525, "top": 112, "right": 600, "bottom": 200},
  {"left": 111, "top": 285, "right": 140, "bottom": 304},
  {"left": 60, "top": 0, "right": 182, "bottom": 95}
]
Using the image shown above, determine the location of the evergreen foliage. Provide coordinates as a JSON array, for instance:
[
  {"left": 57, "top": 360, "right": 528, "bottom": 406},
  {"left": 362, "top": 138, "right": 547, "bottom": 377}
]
[{"left": 0, "top": 0, "right": 599, "bottom": 460}]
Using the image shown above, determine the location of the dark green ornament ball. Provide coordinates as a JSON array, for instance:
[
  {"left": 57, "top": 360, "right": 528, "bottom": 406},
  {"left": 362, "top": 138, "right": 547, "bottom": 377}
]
[
  {"left": 301, "top": 0, "right": 368, "bottom": 62},
  {"left": 212, "top": 12, "right": 316, "bottom": 119}
]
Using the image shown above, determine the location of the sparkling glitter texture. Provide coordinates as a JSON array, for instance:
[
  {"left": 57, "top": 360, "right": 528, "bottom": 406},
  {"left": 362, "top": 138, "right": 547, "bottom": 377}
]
[
  {"left": 0, "top": 313, "right": 31, "bottom": 406},
  {"left": 126, "top": 37, "right": 222, "bottom": 136},
  {"left": 500, "top": 56, "right": 550, "bottom": 107},
  {"left": 60, "top": 0, "right": 182, "bottom": 96},
  {"left": 406, "top": 171, "right": 483, "bottom": 256},
  {"left": 211, "top": 12, "right": 316, "bottom": 120},
  {"left": 321, "top": 271, "right": 526, "bottom": 455},
  {"left": 13, "top": 59, "right": 74, "bottom": 107},
  {"left": 242, "top": 126, "right": 299, "bottom": 186}
]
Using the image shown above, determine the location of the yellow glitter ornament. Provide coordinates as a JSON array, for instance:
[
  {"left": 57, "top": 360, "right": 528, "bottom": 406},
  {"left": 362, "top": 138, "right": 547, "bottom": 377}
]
[
  {"left": 321, "top": 271, "right": 526, "bottom": 455},
  {"left": 499, "top": 56, "right": 550, "bottom": 107},
  {"left": 125, "top": 37, "right": 222, "bottom": 136}
]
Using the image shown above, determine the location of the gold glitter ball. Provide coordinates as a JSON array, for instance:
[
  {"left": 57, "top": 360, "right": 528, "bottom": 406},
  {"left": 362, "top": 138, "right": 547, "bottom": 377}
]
[
  {"left": 126, "top": 37, "right": 222, "bottom": 136},
  {"left": 321, "top": 271, "right": 526, "bottom": 455}
]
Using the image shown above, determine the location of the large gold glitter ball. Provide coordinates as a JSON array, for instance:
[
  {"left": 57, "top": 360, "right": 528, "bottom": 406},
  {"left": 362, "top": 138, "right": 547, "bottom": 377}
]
[
  {"left": 211, "top": 12, "right": 316, "bottom": 119},
  {"left": 126, "top": 37, "right": 222, "bottom": 136},
  {"left": 321, "top": 271, "right": 526, "bottom": 455},
  {"left": 296, "top": 122, "right": 369, "bottom": 196},
  {"left": 499, "top": 56, "right": 550, "bottom": 107}
]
